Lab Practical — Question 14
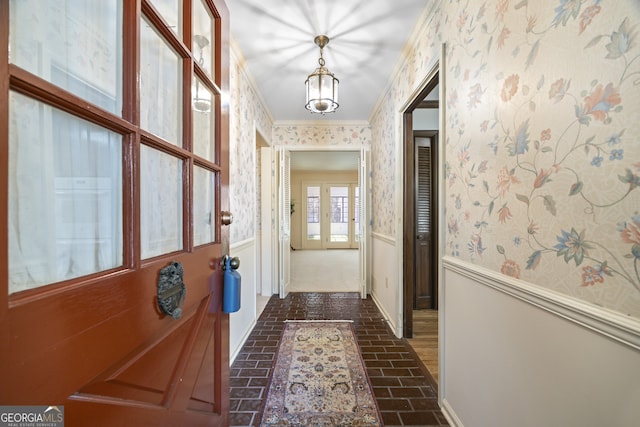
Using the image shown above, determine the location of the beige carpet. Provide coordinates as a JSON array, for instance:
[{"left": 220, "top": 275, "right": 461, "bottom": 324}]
[{"left": 290, "top": 249, "right": 359, "bottom": 292}]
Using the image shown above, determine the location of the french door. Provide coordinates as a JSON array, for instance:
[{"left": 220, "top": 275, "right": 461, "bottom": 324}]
[
  {"left": 1, "top": 0, "right": 231, "bottom": 425},
  {"left": 303, "top": 183, "right": 359, "bottom": 249}
]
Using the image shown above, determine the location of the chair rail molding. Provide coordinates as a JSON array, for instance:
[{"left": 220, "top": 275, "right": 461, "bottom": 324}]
[{"left": 443, "top": 256, "right": 640, "bottom": 351}]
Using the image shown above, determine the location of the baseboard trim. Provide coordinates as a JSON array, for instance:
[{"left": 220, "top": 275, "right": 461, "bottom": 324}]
[
  {"left": 370, "top": 291, "right": 399, "bottom": 338},
  {"left": 441, "top": 398, "right": 464, "bottom": 427},
  {"left": 443, "top": 256, "right": 640, "bottom": 351}
]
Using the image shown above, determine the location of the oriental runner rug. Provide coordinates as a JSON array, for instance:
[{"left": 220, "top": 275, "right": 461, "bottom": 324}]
[{"left": 260, "top": 320, "right": 382, "bottom": 426}]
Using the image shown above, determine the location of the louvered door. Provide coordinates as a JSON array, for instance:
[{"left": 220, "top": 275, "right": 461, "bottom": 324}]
[
  {"left": 415, "top": 136, "right": 433, "bottom": 309},
  {"left": 278, "top": 148, "right": 291, "bottom": 298}
]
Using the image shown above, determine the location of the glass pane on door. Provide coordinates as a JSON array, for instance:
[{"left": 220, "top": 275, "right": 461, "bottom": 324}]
[
  {"left": 8, "top": 92, "right": 123, "bottom": 294},
  {"left": 149, "top": 0, "right": 182, "bottom": 36},
  {"left": 9, "top": 0, "right": 123, "bottom": 115},
  {"left": 329, "top": 186, "right": 349, "bottom": 243},
  {"left": 140, "top": 145, "right": 183, "bottom": 259},
  {"left": 193, "top": 166, "right": 216, "bottom": 246},
  {"left": 192, "top": 0, "right": 215, "bottom": 78},
  {"left": 306, "top": 186, "right": 320, "bottom": 240},
  {"left": 192, "top": 75, "right": 216, "bottom": 161},
  {"left": 140, "top": 16, "right": 182, "bottom": 145}
]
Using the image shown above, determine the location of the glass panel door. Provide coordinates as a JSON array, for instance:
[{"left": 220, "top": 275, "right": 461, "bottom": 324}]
[
  {"left": 327, "top": 185, "right": 351, "bottom": 248},
  {"left": 329, "top": 186, "right": 349, "bottom": 243},
  {"left": 3, "top": 0, "right": 230, "bottom": 421}
]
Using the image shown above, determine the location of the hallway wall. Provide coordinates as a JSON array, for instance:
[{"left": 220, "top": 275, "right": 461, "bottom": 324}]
[
  {"left": 228, "top": 42, "right": 274, "bottom": 362},
  {"left": 228, "top": 0, "right": 640, "bottom": 422},
  {"left": 368, "top": 0, "right": 640, "bottom": 425}
]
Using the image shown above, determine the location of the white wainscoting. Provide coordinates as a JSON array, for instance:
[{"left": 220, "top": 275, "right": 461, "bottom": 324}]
[
  {"left": 440, "top": 257, "right": 640, "bottom": 427},
  {"left": 229, "top": 238, "right": 258, "bottom": 364},
  {"left": 371, "top": 233, "right": 401, "bottom": 337}
]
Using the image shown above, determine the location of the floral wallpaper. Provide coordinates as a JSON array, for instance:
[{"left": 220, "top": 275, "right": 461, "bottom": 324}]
[
  {"left": 229, "top": 47, "right": 273, "bottom": 244},
  {"left": 370, "top": 3, "right": 442, "bottom": 238},
  {"left": 371, "top": 0, "right": 640, "bottom": 319},
  {"left": 370, "top": 101, "right": 397, "bottom": 236},
  {"left": 272, "top": 124, "right": 371, "bottom": 147}
]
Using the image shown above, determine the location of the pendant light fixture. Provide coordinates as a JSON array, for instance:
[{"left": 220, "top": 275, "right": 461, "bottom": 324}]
[
  {"left": 193, "top": 34, "right": 211, "bottom": 113},
  {"left": 305, "top": 35, "right": 339, "bottom": 114}
]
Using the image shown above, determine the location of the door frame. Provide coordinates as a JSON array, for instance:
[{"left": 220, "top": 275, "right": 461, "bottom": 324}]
[
  {"left": 402, "top": 67, "right": 439, "bottom": 338},
  {"left": 267, "top": 145, "right": 371, "bottom": 298},
  {"left": 260, "top": 146, "right": 278, "bottom": 296}
]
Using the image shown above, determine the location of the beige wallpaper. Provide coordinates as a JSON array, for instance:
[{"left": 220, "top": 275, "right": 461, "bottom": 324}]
[
  {"left": 272, "top": 124, "right": 372, "bottom": 147},
  {"left": 229, "top": 48, "right": 273, "bottom": 244},
  {"left": 371, "top": 0, "right": 640, "bottom": 319}
]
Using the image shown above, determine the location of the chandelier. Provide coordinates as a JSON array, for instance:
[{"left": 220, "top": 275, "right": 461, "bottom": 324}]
[{"left": 305, "top": 35, "right": 339, "bottom": 114}]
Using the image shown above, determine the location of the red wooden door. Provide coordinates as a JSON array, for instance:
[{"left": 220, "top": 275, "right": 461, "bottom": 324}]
[{"left": 1, "top": 1, "right": 231, "bottom": 425}]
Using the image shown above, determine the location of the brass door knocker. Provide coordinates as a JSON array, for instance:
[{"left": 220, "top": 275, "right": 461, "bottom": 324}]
[{"left": 157, "top": 261, "right": 186, "bottom": 320}]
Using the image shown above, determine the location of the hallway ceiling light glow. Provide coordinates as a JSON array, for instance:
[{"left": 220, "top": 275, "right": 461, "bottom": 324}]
[{"left": 305, "top": 35, "right": 339, "bottom": 114}]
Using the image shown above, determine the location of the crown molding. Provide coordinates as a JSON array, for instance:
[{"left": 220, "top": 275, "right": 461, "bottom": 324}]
[{"left": 273, "top": 120, "right": 371, "bottom": 127}]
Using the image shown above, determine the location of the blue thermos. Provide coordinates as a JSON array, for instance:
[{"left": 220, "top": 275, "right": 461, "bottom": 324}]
[{"left": 223, "top": 255, "right": 241, "bottom": 313}]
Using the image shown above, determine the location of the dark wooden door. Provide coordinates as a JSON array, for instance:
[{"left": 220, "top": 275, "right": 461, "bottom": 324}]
[
  {"left": 414, "top": 133, "right": 436, "bottom": 310},
  {"left": 1, "top": 0, "right": 230, "bottom": 425}
]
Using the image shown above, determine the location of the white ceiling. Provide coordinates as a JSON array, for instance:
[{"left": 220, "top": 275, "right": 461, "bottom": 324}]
[{"left": 227, "top": 0, "right": 431, "bottom": 122}]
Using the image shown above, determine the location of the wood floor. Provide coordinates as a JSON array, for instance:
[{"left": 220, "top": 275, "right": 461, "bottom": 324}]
[{"left": 407, "top": 309, "right": 439, "bottom": 384}]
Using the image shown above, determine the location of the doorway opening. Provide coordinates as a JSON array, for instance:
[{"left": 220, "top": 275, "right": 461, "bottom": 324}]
[
  {"left": 255, "top": 128, "right": 271, "bottom": 317},
  {"left": 260, "top": 148, "right": 370, "bottom": 299},
  {"left": 402, "top": 70, "right": 440, "bottom": 339},
  {"left": 401, "top": 66, "right": 441, "bottom": 386}
]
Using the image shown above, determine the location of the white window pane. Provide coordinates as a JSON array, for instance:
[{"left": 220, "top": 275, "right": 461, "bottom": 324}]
[
  {"left": 149, "top": 0, "right": 182, "bottom": 36},
  {"left": 192, "top": 76, "right": 215, "bottom": 161},
  {"left": 140, "top": 17, "right": 182, "bottom": 145},
  {"left": 9, "top": 92, "right": 123, "bottom": 294},
  {"left": 10, "top": 0, "right": 123, "bottom": 115},
  {"left": 192, "top": 0, "right": 214, "bottom": 78},
  {"left": 140, "top": 146, "right": 183, "bottom": 258},
  {"left": 306, "top": 186, "right": 320, "bottom": 240},
  {"left": 193, "top": 166, "right": 216, "bottom": 246}
]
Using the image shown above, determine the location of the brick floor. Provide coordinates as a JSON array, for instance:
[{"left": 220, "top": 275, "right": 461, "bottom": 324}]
[{"left": 229, "top": 292, "right": 448, "bottom": 426}]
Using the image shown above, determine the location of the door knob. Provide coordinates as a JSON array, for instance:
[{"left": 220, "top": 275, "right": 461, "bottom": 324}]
[{"left": 221, "top": 211, "right": 233, "bottom": 226}]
